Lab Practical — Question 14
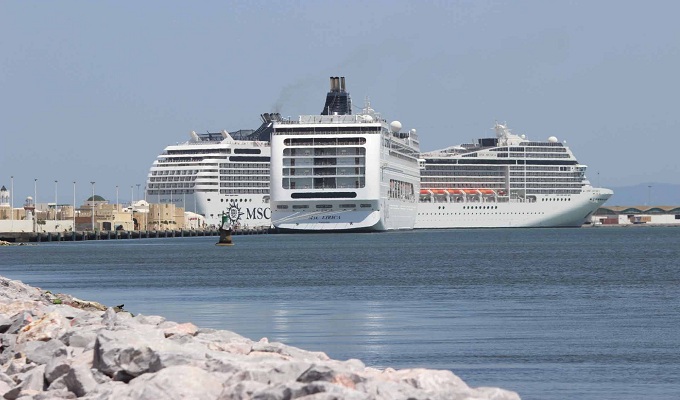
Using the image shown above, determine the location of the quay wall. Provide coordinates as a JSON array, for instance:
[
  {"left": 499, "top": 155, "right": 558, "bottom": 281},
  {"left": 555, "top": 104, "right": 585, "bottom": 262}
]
[{"left": 0, "top": 226, "right": 274, "bottom": 243}]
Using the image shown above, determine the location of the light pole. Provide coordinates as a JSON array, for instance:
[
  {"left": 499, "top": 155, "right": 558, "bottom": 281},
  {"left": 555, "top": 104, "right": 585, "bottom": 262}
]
[
  {"left": 34, "top": 178, "right": 37, "bottom": 232},
  {"left": 648, "top": 185, "right": 652, "bottom": 206},
  {"left": 116, "top": 185, "right": 119, "bottom": 211},
  {"left": 130, "top": 185, "right": 134, "bottom": 230},
  {"left": 136, "top": 184, "right": 141, "bottom": 202},
  {"left": 54, "top": 180, "right": 58, "bottom": 221},
  {"left": 90, "top": 181, "right": 95, "bottom": 231},
  {"left": 73, "top": 181, "right": 76, "bottom": 238},
  {"left": 10, "top": 176, "right": 13, "bottom": 230}
]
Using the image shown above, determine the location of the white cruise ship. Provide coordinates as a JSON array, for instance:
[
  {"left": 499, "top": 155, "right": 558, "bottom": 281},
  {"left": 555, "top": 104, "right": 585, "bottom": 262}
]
[
  {"left": 270, "top": 77, "right": 421, "bottom": 232},
  {"left": 145, "top": 115, "right": 277, "bottom": 228},
  {"left": 415, "top": 122, "right": 613, "bottom": 228}
]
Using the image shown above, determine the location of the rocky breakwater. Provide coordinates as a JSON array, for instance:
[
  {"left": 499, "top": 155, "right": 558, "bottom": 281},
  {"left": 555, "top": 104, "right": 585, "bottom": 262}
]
[{"left": 0, "top": 276, "right": 520, "bottom": 400}]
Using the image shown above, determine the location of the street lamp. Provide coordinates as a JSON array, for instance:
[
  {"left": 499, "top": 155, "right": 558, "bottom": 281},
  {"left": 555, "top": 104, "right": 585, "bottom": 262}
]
[
  {"left": 130, "top": 185, "right": 134, "bottom": 230},
  {"left": 34, "top": 179, "right": 37, "bottom": 232},
  {"left": 10, "top": 176, "right": 13, "bottom": 230},
  {"left": 73, "top": 181, "right": 76, "bottom": 239},
  {"left": 136, "top": 184, "right": 141, "bottom": 202},
  {"left": 54, "top": 180, "right": 58, "bottom": 221},
  {"left": 648, "top": 185, "right": 652, "bottom": 206},
  {"left": 116, "top": 185, "right": 119, "bottom": 212},
  {"left": 90, "top": 181, "right": 95, "bottom": 231}
]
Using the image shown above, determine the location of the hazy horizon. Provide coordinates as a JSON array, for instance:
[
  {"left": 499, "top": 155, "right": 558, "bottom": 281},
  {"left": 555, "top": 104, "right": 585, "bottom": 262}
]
[{"left": 2, "top": 1, "right": 679, "bottom": 204}]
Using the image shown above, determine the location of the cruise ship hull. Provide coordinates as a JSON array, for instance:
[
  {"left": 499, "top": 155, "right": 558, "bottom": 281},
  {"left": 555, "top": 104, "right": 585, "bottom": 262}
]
[
  {"left": 415, "top": 188, "right": 613, "bottom": 229},
  {"left": 274, "top": 199, "right": 417, "bottom": 232}
]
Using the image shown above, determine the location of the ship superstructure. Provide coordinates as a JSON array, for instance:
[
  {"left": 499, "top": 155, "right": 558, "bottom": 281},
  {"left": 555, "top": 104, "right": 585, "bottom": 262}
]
[
  {"left": 146, "top": 114, "right": 278, "bottom": 228},
  {"left": 270, "top": 77, "right": 421, "bottom": 231},
  {"left": 416, "top": 122, "right": 613, "bottom": 228}
]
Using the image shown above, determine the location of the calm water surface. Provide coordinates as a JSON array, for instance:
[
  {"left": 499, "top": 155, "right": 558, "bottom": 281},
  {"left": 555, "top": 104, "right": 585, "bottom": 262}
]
[{"left": 2, "top": 227, "right": 679, "bottom": 400}]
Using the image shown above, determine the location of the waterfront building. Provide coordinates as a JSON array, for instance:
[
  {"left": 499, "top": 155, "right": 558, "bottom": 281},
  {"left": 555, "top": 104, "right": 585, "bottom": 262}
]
[{"left": 592, "top": 205, "right": 680, "bottom": 226}]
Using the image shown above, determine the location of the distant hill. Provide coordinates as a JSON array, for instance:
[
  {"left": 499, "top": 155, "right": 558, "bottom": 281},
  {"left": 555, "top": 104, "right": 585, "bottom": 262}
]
[{"left": 605, "top": 183, "right": 680, "bottom": 206}]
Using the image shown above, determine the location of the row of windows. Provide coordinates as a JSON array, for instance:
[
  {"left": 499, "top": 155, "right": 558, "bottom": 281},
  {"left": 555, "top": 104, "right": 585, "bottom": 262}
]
[
  {"left": 147, "top": 189, "right": 195, "bottom": 195},
  {"left": 418, "top": 211, "right": 546, "bottom": 215},
  {"left": 283, "top": 147, "right": 366, "bottom": 156},
  {"left": 283, "top": 137, "right": 369, "bottom": 146},
  {"left": 219, "top": 170, "right": 269, "bottom": 176},
  {"left": 158, "top": 157, "right": 212, "bottom": 163},
  {"left": 424, "top": 159, "right": 578, "bottom": 166},
  {"left": 151, "top": 169, "right": 201, "bottom": 176},
  {"left": 283, "top": 168, "right": 365, "bottom": 177},
  {"left": 219, "top": 163, "right": 269, "bottom": 169},
  {"left": 423, "top": 177, "right": 505, "bottom": 183},
  {"left": 220, "top": 176, "right": 269, "bottom": 181},
  {"left": 282, "top": 178, "right": 366, "bottom": 189},
  {"left": 276, "top": 203, "right": 373, "bottom": 210},
  {"left": 492, "top": 146, "right": 567, "bottom": 153},
  {"left": 166, "top": 149, "right": 230, "bottom": 155},
  {"left": 286, "top": 158, "right": 365, "bottom": 168},
  {"left": 220, "top": 189, "right": 269, "bottom": 194},
  {"left": 148, "top": 183, "right": 195, "bottom": 189},
  {"left": 499, "top": 153, "right": 570, "bottom": 159},
  {"left": 425, "top": 165, "right": 503, "bottom": 171},
  {"left": 389, "top": 179, "right": 415, "bottom": 200},
  {"left": 220, "top": 182, "right": 269, "bottom": 188}
]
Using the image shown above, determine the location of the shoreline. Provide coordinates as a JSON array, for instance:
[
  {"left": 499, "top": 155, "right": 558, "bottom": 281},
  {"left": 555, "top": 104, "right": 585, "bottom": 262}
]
[{"left": 0, "top": 275, "right": 520, "bottom": 399}]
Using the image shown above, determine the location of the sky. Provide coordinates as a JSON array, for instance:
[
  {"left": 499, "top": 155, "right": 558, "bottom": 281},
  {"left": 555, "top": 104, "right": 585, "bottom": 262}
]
[{"left": 2, "top": 0, "right": 679, "bottom": 206}]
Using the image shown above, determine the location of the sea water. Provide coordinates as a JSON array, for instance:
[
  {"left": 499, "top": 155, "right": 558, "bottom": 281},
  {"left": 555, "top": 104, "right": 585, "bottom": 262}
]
[{"left": 2, "top": 227, "right": 679, "bottom": 400}]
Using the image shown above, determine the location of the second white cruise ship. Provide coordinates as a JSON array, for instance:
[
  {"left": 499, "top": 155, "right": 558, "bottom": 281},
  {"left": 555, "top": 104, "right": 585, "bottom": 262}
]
[
  {"left": 270, "top": 77, "right": 421, "bottom": 232},
  {"left": 145, "top": 114, "right": 278, "bottom": 228},
  {"left": 415, "top": 122, "right": 613, "bottom": 228}
]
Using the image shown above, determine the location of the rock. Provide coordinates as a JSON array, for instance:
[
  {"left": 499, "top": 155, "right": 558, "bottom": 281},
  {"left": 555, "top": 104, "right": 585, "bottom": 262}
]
[
  {"left": 0, "top": 315, "right": 12, "bottom": 334},
  {"left": 44, "top": 357, "right": 70, "bottom": 384},
  {"left": 24, "top": 339, "right": 67, "bottom": 365},
  {"left": 63, "top": 365, "right": 99, "bottom": 397},
  {"left": 0, "top": 276, "right": 522, "bottom": 400},
  {"left": 16, "top": 364, "right": 46, "bottom": 392},
  {"left": 6, "top": 312, "right": 33, "bottom": 335},
  {"left": 60, "top": 327, "right": 100, "bottom": 350},
  {"left": 116, "top": 365, "right": 225, "bottom": 400},
  {"left": 16, "top": 312, "right": 70, "bottom": 344},
  {"left": 163, "top": 322, "right": 198, "bottom": 338},
  {"left": 32, "top": 388, "right": 78, "bottom": 399},
  {"left": 250, "top": 339, "right": 330, "bottom": 362},
  {"left": 92, "top": 330, "right": 159, "bottom": 381},
  {"left": 220, "top": 380, "right": 269, "bottom": 400},
  {"left": 132, "top": 314, "right": 166, "bottom": 326}
]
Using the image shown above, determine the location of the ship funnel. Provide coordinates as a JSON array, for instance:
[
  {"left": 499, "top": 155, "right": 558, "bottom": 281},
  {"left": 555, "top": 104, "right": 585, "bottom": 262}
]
[{"left": 321, "top": 76, "right": 352, "bottom": 115}]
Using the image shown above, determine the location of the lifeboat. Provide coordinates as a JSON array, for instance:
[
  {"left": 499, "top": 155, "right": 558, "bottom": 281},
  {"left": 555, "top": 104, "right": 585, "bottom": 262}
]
[
  {"left": 431, "top": 189, "right": 448, "bottom": 195},
  {"left": 446, "top": 189, "right": 464, "bottom": 195},
  {"left": 419, "top": 189, "right": 431, "bottom": 195},
  {"left": 462, "top": 189, "right": 480, "bottom": 195},
  {"left": 478, "top": 189, "right": 496, "bottom": 195}
]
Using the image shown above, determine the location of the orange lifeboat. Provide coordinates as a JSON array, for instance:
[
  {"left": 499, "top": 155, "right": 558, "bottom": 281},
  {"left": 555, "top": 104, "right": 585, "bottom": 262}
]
[
  {"left": 431, "top": 189, "right": 448, "bottom": 195},
  {"left": 419, "top": 189, "right": 431, "bottom": 195},
  {"left": 446, "top": 189, "right": 464, "bottom": 195}
]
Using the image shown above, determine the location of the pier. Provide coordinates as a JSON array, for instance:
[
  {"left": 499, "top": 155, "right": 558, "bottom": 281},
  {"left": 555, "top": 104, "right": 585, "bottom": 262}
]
[{"left": 0, "top": 226, "right": 275, "bottom": 243}]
